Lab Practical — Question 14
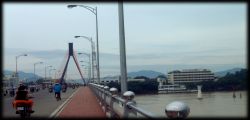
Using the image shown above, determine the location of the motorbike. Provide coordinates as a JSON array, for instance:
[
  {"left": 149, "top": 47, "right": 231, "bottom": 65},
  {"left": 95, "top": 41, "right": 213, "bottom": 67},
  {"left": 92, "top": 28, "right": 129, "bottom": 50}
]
[
  {"left": 55, "top": 93, "right": 61, "bottom": 101},
  {"left": 10, "top": 89, "right": 15, "bottom": 97},
  {"left": 49, "top": 87, "right": 53, "bottom": 93},
  {"left": 72, "top": 85, "right": 75, "bottom": 89},
  {"left": 62, "top": 85, "right": 67, "bottom": 93},
  {"left": 62, "top": 88, "right": 66, "bottom": 92},
  {"left": 15, "top": 96, "right": 34, "bottom": 118},
  {"left": 16, "top": 104, "right": 31, "bottom": 118},
  {"left": 30, "top": 87, "right": 35, "bottom": 93}
]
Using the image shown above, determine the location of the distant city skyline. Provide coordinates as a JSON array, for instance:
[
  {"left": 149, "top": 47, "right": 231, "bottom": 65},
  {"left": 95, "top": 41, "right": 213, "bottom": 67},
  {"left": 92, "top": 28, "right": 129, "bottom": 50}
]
[{"left": 3, "top": 3, "right": 247, "bottom": 78}]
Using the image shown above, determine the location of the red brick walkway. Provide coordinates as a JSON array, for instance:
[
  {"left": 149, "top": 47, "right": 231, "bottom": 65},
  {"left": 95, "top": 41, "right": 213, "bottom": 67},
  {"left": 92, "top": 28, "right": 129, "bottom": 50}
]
[{"left": 58, "top": 86, "right": 106, "bottom": 118}]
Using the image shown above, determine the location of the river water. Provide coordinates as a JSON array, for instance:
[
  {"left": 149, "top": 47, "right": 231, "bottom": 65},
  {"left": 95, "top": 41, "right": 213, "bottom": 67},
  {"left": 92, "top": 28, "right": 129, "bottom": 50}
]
[{"left": 134, "top": 91, "right": 247, "bottom": 118}]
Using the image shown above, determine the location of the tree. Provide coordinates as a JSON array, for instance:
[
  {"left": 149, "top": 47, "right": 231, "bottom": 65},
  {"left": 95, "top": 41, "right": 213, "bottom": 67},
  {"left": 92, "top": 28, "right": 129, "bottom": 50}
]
[
  {"left": 157, "top": 75, "right": 167, "bottom": 79},
  {"left": 134, "top": 76, "right": 150, "bottom": 80},
  {"left": 107, "top": 81, "right": 121, "bottom": 92},
  {"left": 215, "top": 68, "right": 247, "bottom": 91},
  {"left": 127, "top": 79, "right": 158, "bottom": 94},
  {"left": 36, "top": 78, "right": 44, "bottom": 84}
]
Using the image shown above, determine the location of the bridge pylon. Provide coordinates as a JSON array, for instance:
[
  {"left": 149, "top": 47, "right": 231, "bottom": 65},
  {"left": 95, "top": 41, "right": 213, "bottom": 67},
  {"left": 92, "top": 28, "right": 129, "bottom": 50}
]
[{"left": 59, "top": 43, "right": 86, "bottom": 85}]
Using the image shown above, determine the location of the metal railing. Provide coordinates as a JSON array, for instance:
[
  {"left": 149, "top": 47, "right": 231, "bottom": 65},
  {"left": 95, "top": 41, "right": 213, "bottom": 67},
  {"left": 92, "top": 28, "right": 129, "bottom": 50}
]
[{"left": 88, "top": 83, "right": 190, "bottom": 118}]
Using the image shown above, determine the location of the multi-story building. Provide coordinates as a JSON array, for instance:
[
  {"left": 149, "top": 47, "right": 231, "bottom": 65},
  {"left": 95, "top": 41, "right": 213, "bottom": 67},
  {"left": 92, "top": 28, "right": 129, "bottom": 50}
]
[
  {"left": 167, "top": 69, "right": 215, "bottom": 84},
  {"left": 157, "top": 77, "right": 167, "bottom": 86}
]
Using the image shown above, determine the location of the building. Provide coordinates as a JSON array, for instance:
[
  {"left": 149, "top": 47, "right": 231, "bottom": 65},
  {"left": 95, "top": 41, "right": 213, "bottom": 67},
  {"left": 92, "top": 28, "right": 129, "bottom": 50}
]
[
  {"left": 167, "top": 69, "right": 215, "bottom": 84},
  {"left": 157, "top": 77, "right": 167, "bottom": 86},
  {"left": 3, "top": 75, "right": 18, "bottom": 88}
]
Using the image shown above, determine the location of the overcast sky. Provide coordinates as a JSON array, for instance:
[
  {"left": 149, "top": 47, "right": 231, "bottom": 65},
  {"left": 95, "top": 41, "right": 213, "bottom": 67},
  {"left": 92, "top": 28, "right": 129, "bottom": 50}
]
[{"left": 3, "top": 2, "right": 247, "bottom": 78}]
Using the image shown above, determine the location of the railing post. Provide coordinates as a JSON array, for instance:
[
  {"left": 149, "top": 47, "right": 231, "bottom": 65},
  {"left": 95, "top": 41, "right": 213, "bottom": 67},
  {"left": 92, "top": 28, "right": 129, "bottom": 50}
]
[
  {"left": 103, "top": 86, "right": 109, "bottom": 113},
  {"left": 165, "top": 101, "right": 190, "bottom": 118},
  {"left": 109, "top": 87, "right": 118, "bottom": 118},
  {"left": 123, "top": 91, "right": 137, "bottom": 118},
  {"left": 97, "top": 85, "right": 101, "bottom": 101},
  {"left": 100, "top": 85, "right": 105, "bottom": 105}
]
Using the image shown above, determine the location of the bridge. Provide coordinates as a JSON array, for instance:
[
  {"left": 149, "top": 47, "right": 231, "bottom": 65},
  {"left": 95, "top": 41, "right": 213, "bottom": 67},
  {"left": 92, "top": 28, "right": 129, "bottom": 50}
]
[
  {"left": 3, "top": 4, "right": 190, "bottom": 118},
  {"left": 3, "top": 42, "right": 190, "bottom": 119}
]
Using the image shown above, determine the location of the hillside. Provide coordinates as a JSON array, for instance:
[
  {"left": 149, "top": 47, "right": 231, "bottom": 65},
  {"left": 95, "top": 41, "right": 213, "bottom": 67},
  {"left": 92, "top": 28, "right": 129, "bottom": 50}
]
[
  {"left": 214, "top": 68, "right": 244, "bottom": 77},
  {"left": 127, "top": 70, "right": 165, "bottom": 79},
  {"left": 4, "top": 70, "right": 42, "bottom": 82}
]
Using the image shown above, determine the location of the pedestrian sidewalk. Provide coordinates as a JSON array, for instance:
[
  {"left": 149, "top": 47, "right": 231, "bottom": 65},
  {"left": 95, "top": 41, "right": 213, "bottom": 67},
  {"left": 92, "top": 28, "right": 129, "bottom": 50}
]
[{"left": 57, "top": 86, "right": 106, "bottom": 118}]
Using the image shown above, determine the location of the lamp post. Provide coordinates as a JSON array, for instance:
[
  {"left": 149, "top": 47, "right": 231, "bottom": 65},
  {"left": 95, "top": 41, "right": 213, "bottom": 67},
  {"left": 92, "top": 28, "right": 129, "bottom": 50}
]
[
  {"left": 49, "top": 68, "right": 56, "bottom": 80},
  {"left": 78, "top": 52, "right": 92, "bottom": 83},
  {"left": 75, "top": 36, "right": 95, "bottom": 83},
  {"left": 80, "top": 61, "right": 91, "bottom": 84},
  {"left": 55, "top": 70, "right": 61, "bottom": 79},
  {"left": 15, "top": 54, "right": 28, "bottom": 85},
  {"left": 118, "top": 2, "right": 128, "bottom": 94},
  {"left": 34, "top": 62, "right": 43, "bottom": 81},
  {"left": 68, "top": 4, "right": 100, "bottom": 84},
  {"left": 45, "top": 65, "right": 52, "bottom": 80}
]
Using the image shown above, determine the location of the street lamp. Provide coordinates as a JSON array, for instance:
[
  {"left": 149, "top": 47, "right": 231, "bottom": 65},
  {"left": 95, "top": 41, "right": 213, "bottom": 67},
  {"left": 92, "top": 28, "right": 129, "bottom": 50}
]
[
  {"left": 45, "top": 65, "right": 52, "bottom": 80},
  {"left": 49, "top": 68, "right": 56, "bottom": 80},
  {"left": 118, "top": 2, "right": 128, "bottom": 93},
  {"left": 78, "top": 52, "right": 92, "bottom": 81},
  {"left": 68, "top": 4, "right": 100, "bottom": 84},
  {"left": 76, "top": 37, "right": 96, "bottom": 83},
  {"left": 34, "top": 62, "right": 43, "bottom": 81},
  {"left": 15, "top": 54, "right": 28, "bottom": 85},
  {"left": 81, "top": 64, "right": 91, "bottom": 84},
  {"left": 55, "top": 70, "right": 61, "bottom": 79}
]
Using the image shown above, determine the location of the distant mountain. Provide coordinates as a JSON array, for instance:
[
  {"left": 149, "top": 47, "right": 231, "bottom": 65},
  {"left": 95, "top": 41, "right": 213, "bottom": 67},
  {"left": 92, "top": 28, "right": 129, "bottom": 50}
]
[
  {"left": 4, "top": 70, "right": 42, "bottom": 82},
  {"left": 127, "top": 70, "right": 165, "bottom": 79},
  {"left": 214, "top": 68, "right": 244, "bottom": 77}
]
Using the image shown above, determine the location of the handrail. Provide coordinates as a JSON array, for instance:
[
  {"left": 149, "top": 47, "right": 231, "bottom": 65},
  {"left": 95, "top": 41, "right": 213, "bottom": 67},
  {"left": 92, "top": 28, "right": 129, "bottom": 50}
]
[
  {"left": 88, "top": 83, "right": 190, "bottom": 118},
  {"left": 127, "top": 103, "right": 157, "bottom": 118},
  {"left": 88, "top": 83, "right": 156, "bottom": 118}
]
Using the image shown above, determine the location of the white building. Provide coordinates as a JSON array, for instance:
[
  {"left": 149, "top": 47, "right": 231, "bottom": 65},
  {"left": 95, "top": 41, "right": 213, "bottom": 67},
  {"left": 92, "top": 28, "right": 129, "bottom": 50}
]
[
  {"left": 167, "top": 69, "right": 215, "bottom": 84},
  {"left": 3, "top": 76, "right": 18, "bottom": 88},
  {"left": 157, "top": 77, "right": 167, "bottom": 86}
]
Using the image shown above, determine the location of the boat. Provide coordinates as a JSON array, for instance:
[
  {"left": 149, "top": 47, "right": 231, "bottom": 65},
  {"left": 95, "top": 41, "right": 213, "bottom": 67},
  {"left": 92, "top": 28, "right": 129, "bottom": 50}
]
[{"left": 158, "top": 84, "right": 197, "bottom": 94}]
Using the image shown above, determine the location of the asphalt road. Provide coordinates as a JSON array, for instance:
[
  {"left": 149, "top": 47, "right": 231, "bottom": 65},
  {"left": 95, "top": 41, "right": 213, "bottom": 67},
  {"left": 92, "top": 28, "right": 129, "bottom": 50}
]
[{"left": 2, "top": 87, "right": 78, "bottom": 118}]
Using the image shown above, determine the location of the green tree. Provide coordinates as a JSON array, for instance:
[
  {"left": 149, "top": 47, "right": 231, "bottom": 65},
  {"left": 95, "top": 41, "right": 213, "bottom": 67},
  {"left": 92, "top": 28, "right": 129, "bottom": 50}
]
[
  {"left": 107, "top": 81, "right": 121, "bottom": 92},
  {"left": 134, "top": 76, "right": 150, "bottom": 80},
  {"left": 157, "top": 75, "right": 167, "bottom": 79},
  {"left": 36, "top": 78, "right": 44, "bottom": 84}
]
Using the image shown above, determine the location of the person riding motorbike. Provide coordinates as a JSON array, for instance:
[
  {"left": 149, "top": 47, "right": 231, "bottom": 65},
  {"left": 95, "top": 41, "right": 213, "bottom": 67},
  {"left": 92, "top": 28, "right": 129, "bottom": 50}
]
[
  {"left": 62, "top": 82, "right": 67, "bottom": 92},
  {"left": 10, "top": 85, "right": 15, "bottom": 97},
  {"left": 53, "top": 81, "right": 62, "bottom": 100},
  {"left": 48, "top": 83, "right": 53, "bottom": 93},
  {"left": 12, "top": 83, "right": 34, "bottom": 113}
]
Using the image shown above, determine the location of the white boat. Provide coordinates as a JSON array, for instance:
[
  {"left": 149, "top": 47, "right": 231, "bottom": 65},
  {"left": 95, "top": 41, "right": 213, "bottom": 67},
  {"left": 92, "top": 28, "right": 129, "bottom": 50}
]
[{"left": 158, "top": 84, "right": 195, "bottom": 93}]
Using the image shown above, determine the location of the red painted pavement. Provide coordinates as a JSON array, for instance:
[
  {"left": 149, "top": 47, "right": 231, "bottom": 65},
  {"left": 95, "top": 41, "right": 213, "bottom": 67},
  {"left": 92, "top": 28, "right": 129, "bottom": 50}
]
[{"left": 58, "top": 86, "right": 106, "bottom": 118}]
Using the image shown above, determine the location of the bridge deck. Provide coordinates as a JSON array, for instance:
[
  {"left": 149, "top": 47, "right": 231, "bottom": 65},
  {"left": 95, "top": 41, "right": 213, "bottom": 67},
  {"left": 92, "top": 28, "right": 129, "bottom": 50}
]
[{"left": 58, "top": 86, "right": 106, "bottom": 118}]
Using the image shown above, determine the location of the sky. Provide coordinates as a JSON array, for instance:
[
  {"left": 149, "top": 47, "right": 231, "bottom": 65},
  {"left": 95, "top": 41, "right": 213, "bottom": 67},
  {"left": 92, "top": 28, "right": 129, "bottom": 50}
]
[{"left": 3, "top": 2, "right": 247, "bottom": 78}]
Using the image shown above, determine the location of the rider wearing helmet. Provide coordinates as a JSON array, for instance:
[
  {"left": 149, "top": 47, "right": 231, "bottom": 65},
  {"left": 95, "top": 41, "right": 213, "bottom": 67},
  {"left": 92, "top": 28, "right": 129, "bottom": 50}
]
[
  {"left": 13, "top": 83, "right": 34, "bottom": 113},
  {"left": 53, "top": 80, "right": 62, "bottom": 100}
]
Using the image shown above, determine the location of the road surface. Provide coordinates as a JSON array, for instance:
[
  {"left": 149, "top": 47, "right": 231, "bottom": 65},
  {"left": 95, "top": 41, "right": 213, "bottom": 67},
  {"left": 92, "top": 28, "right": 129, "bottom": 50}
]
[{"left": 3, "top": 87, "right": 78, "bottom": 118}]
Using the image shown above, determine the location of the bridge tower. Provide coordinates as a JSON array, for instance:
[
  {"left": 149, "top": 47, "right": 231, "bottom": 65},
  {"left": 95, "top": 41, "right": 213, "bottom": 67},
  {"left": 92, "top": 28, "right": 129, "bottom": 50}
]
[{"left": 59, "top": 43, "right": 86, "bottom": 85}]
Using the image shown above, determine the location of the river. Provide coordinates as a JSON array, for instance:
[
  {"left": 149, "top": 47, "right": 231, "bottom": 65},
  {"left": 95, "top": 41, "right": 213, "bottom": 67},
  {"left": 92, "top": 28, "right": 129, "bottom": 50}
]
[{"left": 134, "top": 91, "right": 247, "bottom": 118}]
